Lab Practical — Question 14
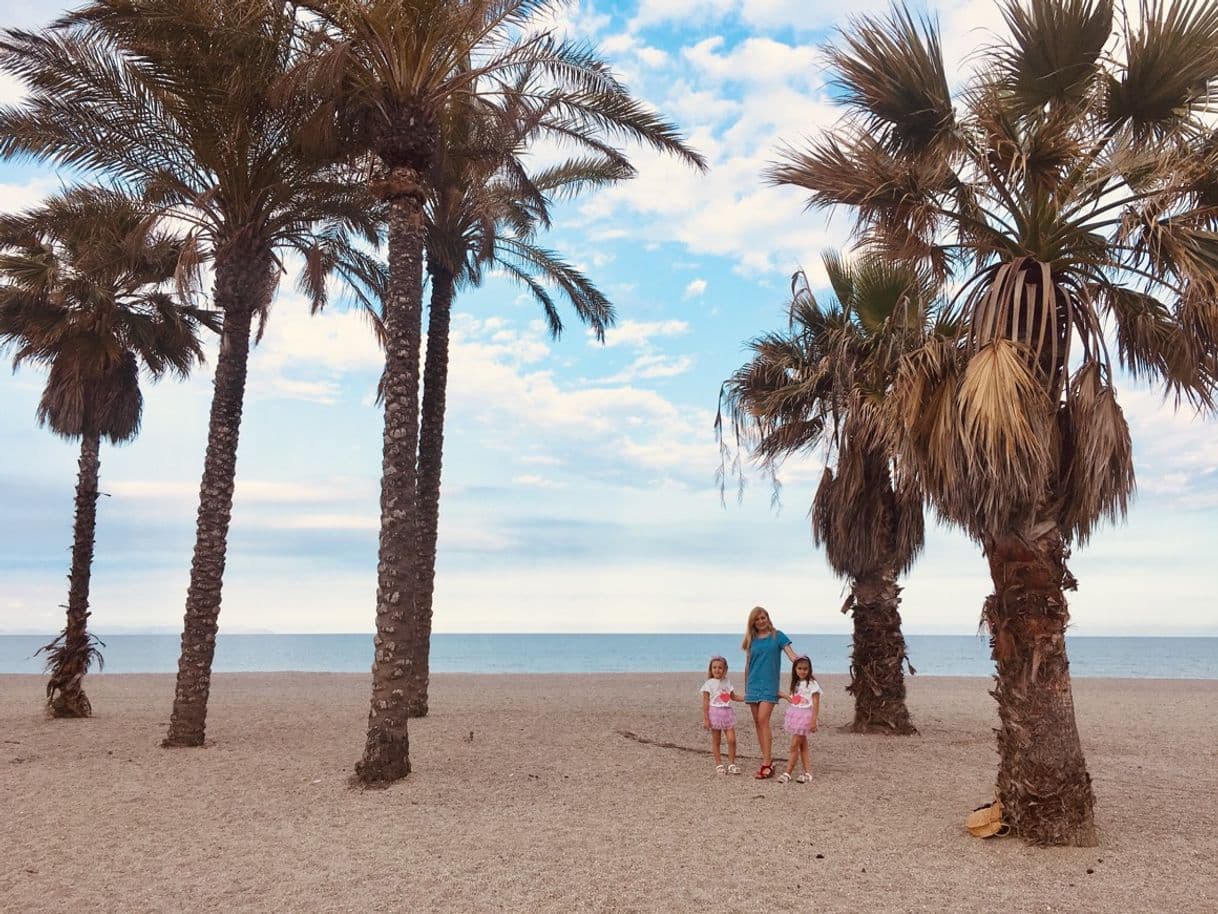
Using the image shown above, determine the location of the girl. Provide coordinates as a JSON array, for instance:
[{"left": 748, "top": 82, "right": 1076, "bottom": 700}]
[
  {"left": 777, "top": 655, "right": 821, "bottom": 784},
  {"left": 741, "top": 606, "right": 800, "bottom": 779},
  {"left": 700, "top": 655, "right": 743, "bottom": 775}
]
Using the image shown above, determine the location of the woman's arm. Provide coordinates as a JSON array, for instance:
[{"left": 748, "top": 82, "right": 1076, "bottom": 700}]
[
  {"left": 702, "top": 691, "right": 711, "bottom": 729},
  {"left": 782, "top": 643, "right": 799, "bottom": 663},
  {"left": 777, "top": 690, "right": 790, "bottom": 702}
]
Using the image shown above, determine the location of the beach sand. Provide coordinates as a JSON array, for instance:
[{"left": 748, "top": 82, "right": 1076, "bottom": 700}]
[{"left": 2, "top": 672, "right": 1216, "bottom": 913}]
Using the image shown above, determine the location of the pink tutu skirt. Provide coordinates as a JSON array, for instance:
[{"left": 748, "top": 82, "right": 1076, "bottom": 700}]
[
  {"left": 708, "top": 705, "right": 736, "bottom": 731},
  {"left": 783, "top": 706, "right": 814, "bottom": 736}
]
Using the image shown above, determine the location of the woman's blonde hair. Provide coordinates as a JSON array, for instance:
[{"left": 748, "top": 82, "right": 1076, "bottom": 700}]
[{"left": 741, "top": 606, "right": 772, "bottom": 651}]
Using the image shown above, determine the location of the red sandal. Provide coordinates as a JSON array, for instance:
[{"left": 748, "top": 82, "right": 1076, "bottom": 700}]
[{"left": 755, "top": 763, "right": 774, "bottom": 780}]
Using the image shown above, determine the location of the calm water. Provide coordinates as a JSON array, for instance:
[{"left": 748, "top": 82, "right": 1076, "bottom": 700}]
[{"left": 1, "top": 633, "right": 1216, "bottom": 678}]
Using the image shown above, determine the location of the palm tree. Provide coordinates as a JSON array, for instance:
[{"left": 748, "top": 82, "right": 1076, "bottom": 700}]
[
  {"left": 767, "top": 0, "right": 1218, "bottom": 844},
  {"left": 300, "top": 0, "right": 705, "bottom": 783},
  {"left": 721, "top": 254, "right": 949, "bottom": 735},
  {"left": 0, "top": 188, "right": 215, "bottom": 717},
  {"left": 0, "top": 0, "right": 381, "bottom": 746},
  {"left": 405, "top": 87, "right": 644, "bottom": 718}
]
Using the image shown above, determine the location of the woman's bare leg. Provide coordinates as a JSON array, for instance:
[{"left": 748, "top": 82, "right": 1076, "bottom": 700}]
[{"left": 751, "top": 702, "right": 775, "bottom": 767}]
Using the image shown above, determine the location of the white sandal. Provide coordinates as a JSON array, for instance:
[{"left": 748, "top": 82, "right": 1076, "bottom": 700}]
[
  {"left": 715, "top": 764, "right": 727, "bottom": 775},
  {"left": 796, "top": 772, "right": 811, "bottom": 784},
  {"left": 727, "top": 764, "right": 741, "bottom": 775},
  {"left": 777, "top": 772, "right": 791, "bottom": 784}
]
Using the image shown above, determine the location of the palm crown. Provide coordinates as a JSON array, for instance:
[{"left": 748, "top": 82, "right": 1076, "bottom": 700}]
[
  {"left": 721, "top": 253, "right": 951, "bottom": 580},
  {"left": 768, "top": 0, "right": 1218, "bottom": 544},
  {"left": 0, "top": 0, "right": 381, "bottom": 317},
  {"left": 0, "top": 187, "right": 215, "bottom": 440}
]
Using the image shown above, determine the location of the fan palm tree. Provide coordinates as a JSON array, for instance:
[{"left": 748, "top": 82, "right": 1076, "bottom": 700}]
[
  {"left": 721, "top": 254, "right": 951, "bottom": 735},
  {"left": 767, "top": 0, "right": 1218, "bottom": 844},
  {"left": 299, "top": 0, "right": 705, "bottom": 783},
  {"left": 0, "top": 0, "right": 382, "bottom": 746},
  {"left": 0, "top": 188, "right": 215, "bottom": 717}
]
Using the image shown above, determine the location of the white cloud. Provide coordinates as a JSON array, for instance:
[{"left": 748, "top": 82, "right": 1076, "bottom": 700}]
[
  {"left": 683, "top": 278, "right": 708, "bottom": 298},
  {"left": 512, "top": 474, "right": 568, "bottom": 489},
  {"left": 599, "top": 353, "right": 695, "bottom": 383},
  {"left": 629, "top": 0, "right": 736, "bottom": 31},
  {"left": 597, "top": 318, "right": 690, "bottom": 348},
  {"left": 0, "top": 175, "right": 59, "bottom": 213}
]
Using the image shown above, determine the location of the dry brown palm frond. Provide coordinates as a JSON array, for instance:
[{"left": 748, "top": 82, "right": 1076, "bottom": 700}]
[
  {"left": 991, "top": 0, "right": 1111, "bottom": 115},
  {"left": 1058, "top": 361, "right": 1134, "bottom": 543},
  {"left": 1106, "top": 0, "right": 1218, "bottom": 137},
  {"left": 956, "top": 338, "right": 1056, "bottom": 529},
  {"left": 826, "top": 6, "right": 955, "bottom": 155}
]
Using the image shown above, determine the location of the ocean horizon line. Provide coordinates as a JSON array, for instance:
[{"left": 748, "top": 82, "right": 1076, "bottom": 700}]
[{"left": 4, "top": 629, "right": 1218, "bottom": 639}]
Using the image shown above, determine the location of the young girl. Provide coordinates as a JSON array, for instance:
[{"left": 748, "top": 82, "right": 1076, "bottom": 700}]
[
  {"left": 742, "top": 606, "right": 800, "bottom": 779},
  {"left": 700, "top": 655, "right": 744, "bottom": 775},
  {"left": 777, "top": 655, "right": 821, "bottom": 784}
]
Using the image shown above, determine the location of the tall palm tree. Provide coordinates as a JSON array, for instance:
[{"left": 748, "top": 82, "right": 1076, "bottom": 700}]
[
  {"left": 0, "top": 0, "right": 381, "bottom": 746},
  {"left": 0, "top": 188, "right": 215, "bottom": 717},
  {"left": 300, "top": 0, "right": 705, "bottom": 783},
  {"left": 768, "top": 0, "right": 1218, "bottom": 844},
  {"left": 405, "top": 87, "right": 640, "bottom": 718},
  {"left": 721, "top": 254, "right": 951, "bottom": 735}
]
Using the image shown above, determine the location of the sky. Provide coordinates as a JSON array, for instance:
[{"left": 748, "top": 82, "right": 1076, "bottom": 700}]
[{"left": 1, "top": 0, "right": 1216, "bottom": 637}]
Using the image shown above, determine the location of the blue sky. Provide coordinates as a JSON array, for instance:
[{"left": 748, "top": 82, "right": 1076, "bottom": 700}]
[{"left": 1, "top": 0, "right": 1216, "bottom": 636}]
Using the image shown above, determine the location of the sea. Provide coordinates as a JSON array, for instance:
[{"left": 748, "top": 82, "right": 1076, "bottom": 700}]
[{"left": 1, "top": 633, "right": 1217, "bottom": 679}]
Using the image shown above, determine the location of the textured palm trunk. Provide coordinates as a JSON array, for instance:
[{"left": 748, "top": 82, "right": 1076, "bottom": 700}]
[
  {"left": 983, "top": 522, "right": 1097, "bottom": 846},
  {"left": 845, "top": 568, "right": 916, "bottom": 734},
  {"left": 355, "top": 169, "right": 427, "bottom": 785},
  {"left": 45, "top": 430, "right": 102, "bottom": 718},
  {"left": 405, "top": 267, "right": 455, "bottom": 719},
  {"left": 164, "top": 254, "right": 267, "bottom": 748}
]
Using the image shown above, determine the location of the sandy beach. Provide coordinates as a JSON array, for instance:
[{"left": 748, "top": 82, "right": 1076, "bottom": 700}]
[{"left": 2, "top": 672, "right": 1216, "bottom": 913}]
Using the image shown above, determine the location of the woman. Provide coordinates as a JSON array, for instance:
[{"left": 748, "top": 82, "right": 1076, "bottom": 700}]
[{"left": 742, "top": 606, "right": 800, "bottom": 779}]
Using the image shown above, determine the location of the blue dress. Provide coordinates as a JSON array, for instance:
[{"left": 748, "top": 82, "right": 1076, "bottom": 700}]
[{"left": 744, "top": 630, "right": 792, "bottom": 703}]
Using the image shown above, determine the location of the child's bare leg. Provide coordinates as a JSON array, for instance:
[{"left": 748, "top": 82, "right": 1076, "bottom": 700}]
[
  {"left": 726, "top": 729, "right": 737, "bottom": 766},
  {"left": 800, "top": 737, "right": 812, "bottom": 775},
  {"left": 785, "top": 735, "right": 800, "bottom": 775},
  {"left": 711, "top": 729, "right": 723, "bottom": 766}
]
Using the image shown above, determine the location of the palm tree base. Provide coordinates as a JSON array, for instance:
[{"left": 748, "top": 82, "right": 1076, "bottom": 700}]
[
  {"left": 47, "top": 688, "right": 92, "bottom": 718},
  {"left": 354, "top": 725, "right": 411, "bottom": 787},
  {"left": 405, "top": 700, "right": 428, "bottom": 719},
  {"left": 162, "top": 712, "right": 207, "bottom": 748}
]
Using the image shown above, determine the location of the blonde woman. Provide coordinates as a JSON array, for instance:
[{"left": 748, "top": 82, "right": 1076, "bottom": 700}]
[{"left": 742, "top": 606, "right": 800, "bottom": 779}]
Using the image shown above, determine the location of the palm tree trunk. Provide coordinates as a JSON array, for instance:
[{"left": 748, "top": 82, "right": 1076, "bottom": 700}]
[
  {"left": 164, "top": 255, "right": 267, "bottom": 748},
  {"left": 405, "top": 267, "right": 455, "bottom": 719},
  {"left": 45, "top": 430, "right": 102, "bottom": 718},
  {"left": 355, "top": 170, "right": 427, "bottom": 785},
  {"left": 845, "top": 568, "right": 916, "bottom": 735},
  {"left": 983, "top": 522, "right": 1097, "bottom": 846}
]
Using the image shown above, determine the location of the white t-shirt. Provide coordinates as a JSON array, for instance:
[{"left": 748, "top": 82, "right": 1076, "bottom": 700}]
[
  {"left": 787, "top": 679, "right": 822, "bottom": 709},
  {"left": 700, "top": 677, "right": 737, "bottom": 708}
]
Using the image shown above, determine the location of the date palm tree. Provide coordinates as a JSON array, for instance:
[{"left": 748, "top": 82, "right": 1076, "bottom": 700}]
[
  {"left": 299, "top": 0, "right": 705, "bottom": 783},
  {"left": 405, "top": 85, "right": 643, "bottom": 718},
  {"left": 721, "top": 253, "right": 952, "bottom": 735},
  {"left": 0, "top": 188, "right": 215, "bottom": 717},
  {"left": 768, "top": 0, "right": 1218, "bottom": 844},
  {"left": 0, "top": 0, "right": 381, "bottom": 746}
]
